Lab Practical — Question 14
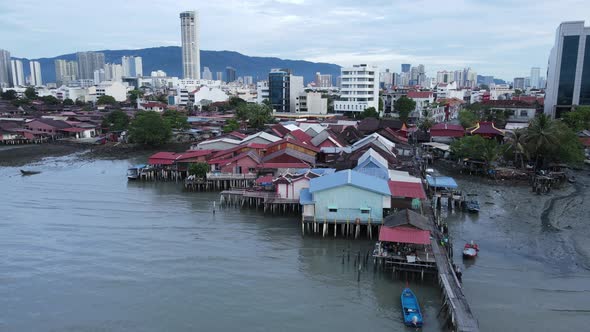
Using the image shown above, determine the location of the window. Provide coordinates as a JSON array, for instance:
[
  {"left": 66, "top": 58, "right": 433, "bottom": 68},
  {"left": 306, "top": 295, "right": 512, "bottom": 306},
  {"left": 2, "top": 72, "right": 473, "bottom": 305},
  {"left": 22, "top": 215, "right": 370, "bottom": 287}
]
[
  {"left": 248, "top": 167, "right": 256, "bottom": 173},
  {"left": 557, "top": 36, "right": 580, "bottom": 107},
  {"left": 328, "top": 207, "right": 338, "bottom": 213},
  {"left": 520, "top": 110, "right": 528, "bottom": 117},
  {"left": 360, "top": 208, "right": 371, "bottom": 214}
]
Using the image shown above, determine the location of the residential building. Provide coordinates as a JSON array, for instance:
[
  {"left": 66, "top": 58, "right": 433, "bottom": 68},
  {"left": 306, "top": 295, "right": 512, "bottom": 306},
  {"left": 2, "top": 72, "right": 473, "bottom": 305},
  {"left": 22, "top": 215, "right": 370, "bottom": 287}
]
[
  {"left": 29, "top": 61, "right": 42, "bottom": 86},
  {"left": 436, "top": 70, "right": 452, "bottom": 84},
  {"left": 334, "top": 64, "right": 379, "bottom": 114},
  {"left": 216, "top": 71, "right": 223, "bottom": 81},
  {"left": 0, "top": 49, "right": 10, "bottom": 87},
  {"left": 92, "top": 81, "right": 128, "bottom": 102},
  {"left": 530, "top": 67, "right": 541, "bottom": 89},
  {"left": 180, "top": 11, "right": 200, "bottom": 79},
  {"left": 202, "top": 66, "right": 212, "bottom": 80},
  {"left": 545, "top": 21, "right": 590, "bottom": 118},
  {"left": 407, "top": 91, "right": 434, "bottom": 118},
  {"left": 401, "top": 64, "right": 411, "bottom": 73},
  {"left": 226, "top": 66, "right": 236, "bottom": 83},
  {"left": 104, "top": 63, "right": 123, "bottom": 82},
  {"left": 93, "top": 69, "right": 106, "bottom": 84},
  {"left": 10, "top": 59, "right": 25, "bottom": 87},
  {"left": 77, "top": 51, "right": 105, "bottom": 80},
  {"left": 513, "top": 77, "right": 525, "bottom": 90},
  {"left": 268, "top": 68, "right": 304, "bottom": 113},
  {"left": 256, "top": 80, "right": 269, "bottom": 104},
  {"left": 315, "top": 72, "right": 333, "bottom": 88},
  {"left": 298, "top": 92, "right": 328, "bottom": 114},
  {"left": 55, "top": 60, "right": 79, "bottom": 86},
  {"left": 243, "top": 76, "right": 253, "bottom": 85},
  {"left": 121, "top": 56, "right": 143, "bottom": 77}
]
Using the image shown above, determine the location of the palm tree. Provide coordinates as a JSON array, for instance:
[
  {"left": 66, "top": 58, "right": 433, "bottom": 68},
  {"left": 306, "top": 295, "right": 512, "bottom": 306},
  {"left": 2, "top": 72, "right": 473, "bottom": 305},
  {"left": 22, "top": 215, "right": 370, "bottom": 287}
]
[
  {"left": 481, "top": 139, "right": 501, "bottom": 170},
  {"left": 504, "top": 128, "right": 528, "bottom": 168},
  {"left": 526, "top": 114, "right": 559, "bottom": 170}
]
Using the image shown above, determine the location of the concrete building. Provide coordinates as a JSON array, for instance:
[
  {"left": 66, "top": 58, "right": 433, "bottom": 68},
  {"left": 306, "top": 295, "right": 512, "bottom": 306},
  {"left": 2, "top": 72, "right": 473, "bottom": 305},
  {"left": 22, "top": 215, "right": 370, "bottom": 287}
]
[
  {"left": 121, "top": 56, "right": 143, "bottom": 77},
  {"left": 216, "top": 71, "right": 223, "bottom": 81},
  {"left": 437, "top": 70, "right": 451, "bottom": 84},
  {"left": 77, "top": 52, "right": 105, "bottom": 80},
  {"left": 256, "top": 81, "right": 269, "bottom": 104},
  {"left": 513, "top": 77, "right": 525, "bottom": 90},
  {"left": 226, "top": 66, "right": 236, "bottom": 83},
  {"left": 268, "top": 69, "right": 304, "bottom": 113},
  {"left": 315, "top": 72, "right": 333, "bottom": 88},
  {"left": 202, "top": 66, "right": 212, "bottom": 80},
  {"left": 243, "top": 76, "right": 253, "bottom": 85},
  {"left": 93, "top": 69, "right": 106, "bottom": 84},
  {"left": 92, "top": 81, "right": 128, "bottom": 102},
  {"left": 29, "top": 61, "right": 42, "bottom": 86},
  {"left": 401, "top": 64, "right": 410, "bottom": 73},
  {"left": 0, "top": 49, "right": 10, "bottom": 87},
  {"left": 530, "top": 67, "right": 541, "bottom": 89},
  {"left": 10, "top": 59, "right": 25, "bottom": 87},
  {"left": 298, "top": 92, "right": 328, "bottom": 114},
  {"left": 334, "top": 64, "right": 379, "bottom": 113},
  {"left": 55, "top": 60, "right": 79, "bottom": 86},
  {"left": 545, "top": 21, "right": 590, "bottom": 118},
  {"left": 192, "top": 86, "right": 229, "bottom": 107},
  {"left": 180, "top": 11, "right": 200, "bottom": 79},
  {"left": 104, "top": 63, "right": 123, "bottom": 82}
]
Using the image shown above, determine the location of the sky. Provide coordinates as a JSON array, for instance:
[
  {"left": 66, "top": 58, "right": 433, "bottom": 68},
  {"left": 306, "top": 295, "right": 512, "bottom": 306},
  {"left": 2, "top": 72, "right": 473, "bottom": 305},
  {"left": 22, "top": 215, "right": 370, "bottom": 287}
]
[{"left": 0, "top": 0, "right": 589, "bottom": 80}]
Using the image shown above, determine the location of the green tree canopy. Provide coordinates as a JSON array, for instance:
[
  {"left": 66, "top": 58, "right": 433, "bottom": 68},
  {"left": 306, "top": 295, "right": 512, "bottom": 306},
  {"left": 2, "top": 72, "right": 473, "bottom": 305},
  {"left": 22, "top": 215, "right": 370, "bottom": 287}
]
[
  {"left": 235, "top": 103, "right": 274, "bottom": 129},
  {"left": 101, "top": 110, "right": 130, "bottom": 131},
  {"left": 63, "top": 98, "right": 74, "bottom": 106},
  {"left": 223, "top": 118, "right": 240, "bottom": 133},
  {"left": 563, "top": 106, "right": 590, "bottom": 131},
  {"left": 24, "top": 87, "right": 38, "bottom": 99},
  {"left": 162, "top": 109, "right": 190, "bottom": 130},
  {"left": 188, "top": 162, "right": 209, "bottom": 178},
  {"left": 394, "top": 96, "right": 416, "bottom": 123},
  {"left": 359, "top": 107, "right": 380, "bottom": 119},
  {"left": 128, "top": 89, "right": 144, "bottom": 106},
  {"left": 229, "top": 96, "right": 247, "bottom": 108},
  {"left": 524, "top": 114, "right": 584, "bottom": 167},
  {"left": 97, "top": 95, "right": 117, "bottom": 105},
  {"left": 458, "top": 109, "right": 478, "bottom": 128},
  {"left": 450, "top": 135, "right": 501, "bottom": 168},
  {"left": 128, "top": 111, "right": 171, "bottom": 146},
  {"left": 39, "top": 95, "right": 60, "bottom": 105},
  {"left": 1, "top": 90, "right": 18, "bottom": 100}
]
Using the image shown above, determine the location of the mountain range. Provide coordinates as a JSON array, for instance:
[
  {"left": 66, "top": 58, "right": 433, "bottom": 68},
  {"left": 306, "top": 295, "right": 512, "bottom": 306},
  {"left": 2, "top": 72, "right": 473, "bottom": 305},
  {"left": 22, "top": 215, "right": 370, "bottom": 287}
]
[{"left": 14, "top": 46, "right": 341, "bottom": 85}]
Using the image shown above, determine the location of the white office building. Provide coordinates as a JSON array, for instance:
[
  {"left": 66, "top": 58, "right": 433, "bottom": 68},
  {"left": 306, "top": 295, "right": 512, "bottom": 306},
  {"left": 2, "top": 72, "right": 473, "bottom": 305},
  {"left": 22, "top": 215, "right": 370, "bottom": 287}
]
[
  {"left": 530, "top": 67, "right": 541, "bottom": 89},
  {"left": 29, "top": 61, "right": 42, "bottom": 86},
  {"left": 334, "top": 64, "right": 379, "bottom": 113},
  {"left": 104, "top": 63, "right": 123, "bottom": 82},
  {"left": 256, "top": 81, "right": 269, "bottom": 104},
  {"left": 10, "top": 59, "right": 25, "bottom": 87},
  {"left": 180, "top": 11, "right": 200, "bottom": 79},
  {"left": 545, "top": 21, "right": 590, "bottom": 118},
  {"left": 0, "top": 49, "right": 10, "bottom": 87},
  {"left": 202, "top": 66, "right": 212, "bottom": 80},
  {"left": 121, "top": 56, "right": 143, "bottom": 77}
]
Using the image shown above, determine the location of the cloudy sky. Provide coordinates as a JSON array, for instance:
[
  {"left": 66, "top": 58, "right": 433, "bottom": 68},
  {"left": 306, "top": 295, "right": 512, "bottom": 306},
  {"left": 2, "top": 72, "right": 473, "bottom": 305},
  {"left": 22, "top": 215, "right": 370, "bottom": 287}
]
[{"left": 1, "top": 0, "right": 589, "bottom": 80}]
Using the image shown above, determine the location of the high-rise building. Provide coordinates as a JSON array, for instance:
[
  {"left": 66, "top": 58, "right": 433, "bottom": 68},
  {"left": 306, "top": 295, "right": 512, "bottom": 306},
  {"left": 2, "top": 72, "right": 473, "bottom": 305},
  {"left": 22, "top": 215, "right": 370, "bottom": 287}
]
[
  {"left": 380, "top": 69, "right": 393, "bottom": 88},
  {"left": 256, "top": 81, "right": 269, "bottom": 104},
  {"left": 545, "top": 21, "right": 590, "bottom": 117},
  {"left": 55, "top": 59, "right": 79, "bottom": 85},
  {"left": 268, "top": 68, "right": 304, "bottom": 113},
  {"left": 315, "top": 72, "right": 333, "bottom": 88},
  {"left": 436, "top": 71, "right": 451, "bottom": 84},
  {"left": 513, "top": 77, "right": 525, "bottom": 90},
  {"left": 410, "top": 66, "right": 419, "bottom": 86},
  {"left": 243, "top": 76, "right": 253, "bottom": 85},
  {"left": 29, "top": 61, "right": 42, "bottom": 86},
  {"left": 104, "top": 63, "right": 123, "bottom": 82},
  {"left": 122, "top": 56, "right": 143, "bottom": 77},
  {"left": 530, "top": 67, "right": 541, "bottom": 89},
  {"left": 334, "top": 64, "right": 379, "bottom": 113},
  {"left": 0, "top": 49, "right": 10, "bottom": 87},
  {"left": 216, "top": 71, "right": 223, "bottom": 81},
  {"left": 401, "top": 64, "right": 411, "bottom": 73},
  {"left": 93, "top": 69, "right": 106, "bottom": 84},
  {"left": 202, "top": 66, "right": 212, "bottom": 80},
  {"left": 180, "top": 10, "right": 200, "bottom": 79},
  {"left": 77, "top": 52, "right": 105, "bottom": 80},
  {"left": 10, "top": 59, "right": 25, "bottom": 87},
  {"left": 226, "top": 66, "right": 236, "bottom": 83}
]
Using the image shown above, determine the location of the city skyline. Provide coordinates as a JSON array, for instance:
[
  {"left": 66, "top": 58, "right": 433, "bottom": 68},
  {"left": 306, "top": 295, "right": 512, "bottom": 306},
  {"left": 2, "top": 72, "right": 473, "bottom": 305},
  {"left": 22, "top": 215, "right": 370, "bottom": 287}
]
[{"left": 1, "top": 1, "right": 589, "bottom": 80}]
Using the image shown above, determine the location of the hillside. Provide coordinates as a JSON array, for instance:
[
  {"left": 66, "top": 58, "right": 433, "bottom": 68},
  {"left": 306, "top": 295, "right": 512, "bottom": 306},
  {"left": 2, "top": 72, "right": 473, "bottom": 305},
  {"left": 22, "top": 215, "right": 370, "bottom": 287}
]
[{"left": 16, "top": 46, "right": 341, "bottom": 85}]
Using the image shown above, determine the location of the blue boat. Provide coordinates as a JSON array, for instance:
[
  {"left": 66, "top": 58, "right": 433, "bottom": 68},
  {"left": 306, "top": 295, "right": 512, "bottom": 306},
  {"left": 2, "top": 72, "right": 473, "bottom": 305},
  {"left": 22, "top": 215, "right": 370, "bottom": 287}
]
[
  {"left": 127, "top": 164, "right": 146, "bottom": 180},
  {"left": 401, "top": 287, "right": 423, "bottom": 328}
]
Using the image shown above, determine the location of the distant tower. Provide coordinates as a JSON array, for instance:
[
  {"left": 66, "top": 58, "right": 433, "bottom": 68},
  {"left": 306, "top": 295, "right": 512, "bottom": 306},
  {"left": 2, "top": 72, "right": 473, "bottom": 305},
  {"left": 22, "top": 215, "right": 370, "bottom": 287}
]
[
  {"left": 180, "top": 10, "right": 200, "bottom": 79},
  {"left": 29, "top": 61, "right": 42, "bottom": 86},
  {"left": 0, "top": 49, "right": 10, "bottom": 87}
]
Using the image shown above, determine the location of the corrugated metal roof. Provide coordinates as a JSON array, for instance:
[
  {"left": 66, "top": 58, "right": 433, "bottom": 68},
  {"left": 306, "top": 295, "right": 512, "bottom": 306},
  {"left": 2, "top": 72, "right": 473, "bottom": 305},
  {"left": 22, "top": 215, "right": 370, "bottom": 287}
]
[
  {"left": 357, "top": 148, "right": 388, "bottom": 168},
  {"left": 299, "top": 188, "right": 314, "bottom": 205},
  {"left": 426, "top": 175, "right": 458, "bottom": 189},
  {"left": 379, "top": 226, "right": 430, "bottom": 245},
  {"left": 309, "top": 169, "right": 390, "bottom": 196},
  {"left": 389, "top": 181, "right": 427, "bottom": 199}
]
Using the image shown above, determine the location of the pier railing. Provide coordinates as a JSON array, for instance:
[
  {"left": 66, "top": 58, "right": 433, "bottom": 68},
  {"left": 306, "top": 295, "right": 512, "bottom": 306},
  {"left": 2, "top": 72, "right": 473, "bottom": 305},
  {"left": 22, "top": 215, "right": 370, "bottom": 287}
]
[{"left": 206, "top": 172, "right": 257, "bottom": 180}]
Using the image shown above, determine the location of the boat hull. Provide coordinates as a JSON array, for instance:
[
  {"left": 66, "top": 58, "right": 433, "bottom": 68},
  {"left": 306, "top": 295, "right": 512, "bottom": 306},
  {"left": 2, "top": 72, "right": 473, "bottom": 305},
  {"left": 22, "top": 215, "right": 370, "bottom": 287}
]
[
  {"left": 401, "top": 288, "right": 424, "bottom": 327},
  {"left": 463, "top": 248, "right": 477, "bottom": 258}
]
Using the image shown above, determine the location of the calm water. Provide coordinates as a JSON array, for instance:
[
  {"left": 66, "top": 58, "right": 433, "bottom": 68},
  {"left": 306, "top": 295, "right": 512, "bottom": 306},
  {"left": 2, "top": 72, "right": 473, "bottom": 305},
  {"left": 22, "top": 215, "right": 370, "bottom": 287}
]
[{"left": 0, "top": 155, "right": 443, "bottom": 332}]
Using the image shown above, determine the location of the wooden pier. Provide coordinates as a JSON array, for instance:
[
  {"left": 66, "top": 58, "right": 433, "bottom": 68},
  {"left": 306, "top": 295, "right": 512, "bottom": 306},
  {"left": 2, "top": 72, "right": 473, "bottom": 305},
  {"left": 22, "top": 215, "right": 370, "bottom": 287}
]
[
  {"left": 186, "top": 173, "right": 257, "bottom": 191},
  {"left": 219, "top": 189, "right": 301, "bottom": 214}
]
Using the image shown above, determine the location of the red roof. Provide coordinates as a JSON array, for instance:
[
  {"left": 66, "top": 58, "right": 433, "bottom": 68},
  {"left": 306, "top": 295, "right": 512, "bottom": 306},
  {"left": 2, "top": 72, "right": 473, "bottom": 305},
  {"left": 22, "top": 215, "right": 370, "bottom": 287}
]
[
  {"left": 60, "top": 127, "right": 86, "bottom": 133},
  {"left": 255, "top": 175, "right": 274, "bottom": 184},
  {"left": 227, "top": 131, "right": 247, "bottom": 139},
  {"left": 175, "top": 150, "right": 214, "bottom": 161},
  {"left": 148, "top": 152, "right": 177, "bottom": 165},
  {"left": 211, "top": 142, "right": 267, "bottom": 159},
  {"left": 266, "top": 138, "right": 320, "bottom": 153},
  {"left": 388, "top": 180, "right": 426, "bottom": 199},
  {"left": 270, "top": 124, "right": 291, "bottom": 137},
  {"left": 430, "top": 123, "right": 465, "bottom": 137},
  {"left": 467, "top": 121, "right": 504, "bottom": 136},
  {"left": 209, "top": 150, "right": 261, "bottom": 165},
  {"left": 258, "top": 162, "right": 309, "bottom": 169},
  {"left": 287, "top": 129, "right": 312, "bottom": 143},
  {"left": 407, "top": 91, "right": 433, "bottom": 99},
  {"left": 379, "top": 226, "right": 430, "bottom": 245},
  {"left": 579, "top": 137, "right": 590, "bottom": 147}
]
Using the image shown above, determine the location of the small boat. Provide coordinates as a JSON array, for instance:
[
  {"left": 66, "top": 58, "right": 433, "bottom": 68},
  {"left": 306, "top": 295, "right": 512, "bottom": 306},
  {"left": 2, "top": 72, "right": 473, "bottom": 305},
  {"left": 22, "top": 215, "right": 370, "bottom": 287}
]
[
  {"left": 401, "top": 287, "right": 423, "bottom": 328},
  {"left": 20, "top": 169, "right": 41, "bottom": 176},
  {"left": 465, "top": 200, "right": 480, "bottom": 213},
  {"left": 463, "top": 241, "right": 479, "bottom": 258},
  {"left": 127, "top": 164, "right": 145, "bottom": 180},
  {"left": 568, "top": 176, "right": 576, "bottom": 184}
]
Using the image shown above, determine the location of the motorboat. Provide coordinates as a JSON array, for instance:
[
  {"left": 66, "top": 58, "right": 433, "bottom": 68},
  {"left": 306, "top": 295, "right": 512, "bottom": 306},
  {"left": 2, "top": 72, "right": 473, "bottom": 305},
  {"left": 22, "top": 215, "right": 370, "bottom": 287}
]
[
  {"left": 465, "top": 200, "right": 480, "bottom": 213},
  {"left": 127, "top": 164, "right": 145, "bottom": 180},
  {"left": 401, "top": 287, "right": 423, "bottom": 328},
  {"left": 463, "top": 241, "right": 479, "bottom": 258},
  {"left": 20, "top": 169, "right": 41, "bottom": 176}
]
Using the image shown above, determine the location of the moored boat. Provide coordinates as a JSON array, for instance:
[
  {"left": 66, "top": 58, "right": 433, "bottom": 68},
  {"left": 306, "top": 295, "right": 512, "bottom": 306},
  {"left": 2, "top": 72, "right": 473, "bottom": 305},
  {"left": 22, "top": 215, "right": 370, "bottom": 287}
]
[
  {"left": 20, "top": 169, "right": 41, "bottom": 176},
  {"left": 463, "top": 241, "right": 479, "bottom": 258},
  {"left": 401, "top": 287, "right": 423, "bottom": 328},
  {"left": 127, "top": 164, "right": 146, "bottom": 180},
  {"left": 465, "top": 200, "right": 480, "bottom": 213}
]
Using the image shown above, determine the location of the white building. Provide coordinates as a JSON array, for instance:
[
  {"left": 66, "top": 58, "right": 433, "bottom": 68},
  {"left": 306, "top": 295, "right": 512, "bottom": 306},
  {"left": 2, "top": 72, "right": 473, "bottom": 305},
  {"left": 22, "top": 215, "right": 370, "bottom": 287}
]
[
  {"left": 192, "top": 86, "right": 229, "bottom": 107},
  {"left": 0, "top": 49, "right": 10, "bottom": 87},
  {"left": 55, "top": 59, "right": 79, "bottom": 85},
  {"left": 180, "top": 11, "right": 200, "bottom": 79},
  {"left": 407, "top": 91, "right": 434, "bottom": 118},
  {"left": 104, "top": 63, "right": 123, "bottom": 82},
  {"left": 10, "top": 59, "right": 25, "bottom": 87},
  {"left": 334, "top": 64, "right": 379, "bottom": 113},
  {"left": 298, "top": 92, "right": 327, "bottom": 114},
  {"left": 202, "top": 66, "right": 212, "bottom": 80},
  {"left": 315, "top": 72, "right": 333, "bottom": 88},
  {"left": 151, "top": 70, "right": 167, "bottom": 77},
  {"left": 29, "top": 61, "right": 42, "bottom": 86},
  {"left": 92, "top": 81, "right": 128, "bottom": 102},
  {"left": 93, "top": 69, "right": 105, "bottom": 84},
  {"left": 256, "top": 81, "right": 269, "bottom": 104},
  {"left": 530, "top": 67, "right": 541, "bottom": 89},
  {"left": 121, "top": 56, "right": 143, "bottom": 77},
  {"left": 545, "top": 21, "right": 590, "bottom": 118}
]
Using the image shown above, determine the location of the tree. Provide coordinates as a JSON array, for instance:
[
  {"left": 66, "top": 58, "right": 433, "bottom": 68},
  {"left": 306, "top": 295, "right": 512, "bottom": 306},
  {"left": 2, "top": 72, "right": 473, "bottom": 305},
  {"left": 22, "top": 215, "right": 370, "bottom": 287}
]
[
  {"left": 97, "top": 95, "right": 117, "bottom": 105},
  {"left": 39, "top": 95, "right": 60, "bottom": 105},
  {"left": 223, "top": 118, "right": 240, "bottom": 133},
  {"left": 504, "top": 129, "right": 528, "bottom": 168},
  {"left": 525, "top": 113, "right": 559, "bottom": 168},
  {"left": 378, "top": 96, "right": 384, "bottom": 113},
  {"left": 102, "top": 109, "right": 130, "bottom": 131},
  {"left": 1, "top": 89, "right": 18, "bottom": 100},
  {"left": 24, "top": 87, "right": 37, "bottom": 99},
  {"left": 162, "top": 109, "right": 190, "bottom": 130},
  {"left": 451, "top": 135, "right": 500, "bottom": 169},
  {"left": 229, "top": 96, "right": 247, "bottom": 108},
  {"left": 418, "top": 116, "right": 434, "bottom": 132},
  {"left": 128, "top": 89, "right": 143, "bottom": 106},
  {"left": 75, "top": 99, "right": 86, "bottom": 106},
  {"left": 459, "top": 109, "right": 478, "bottom": 128},
  {"left": 359, "top": 107, "right": 379, "bottom": 119},
  {"left": 262, "top": 99, "right": 271, "bottom": 107},
  {"left": 235, "top": 103, "right": 274, "bottom": 129},
  {"left": 188, "top": 162, "right": 209, "bottom": 178},
  {"left": 514, "top": 89, "right": 523, "bottom": 97},
  {"left": 563, "top": 106, "right": 590, "bottom": 131},
  {"left": 394, "top": 96, "right": 416, "bottom": 123},
  {"left": 128, "top": 111, "right": 172, "bottom": 146},
  {"left": 63, "top": 98, "right": 74, "bottom": 106}
]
